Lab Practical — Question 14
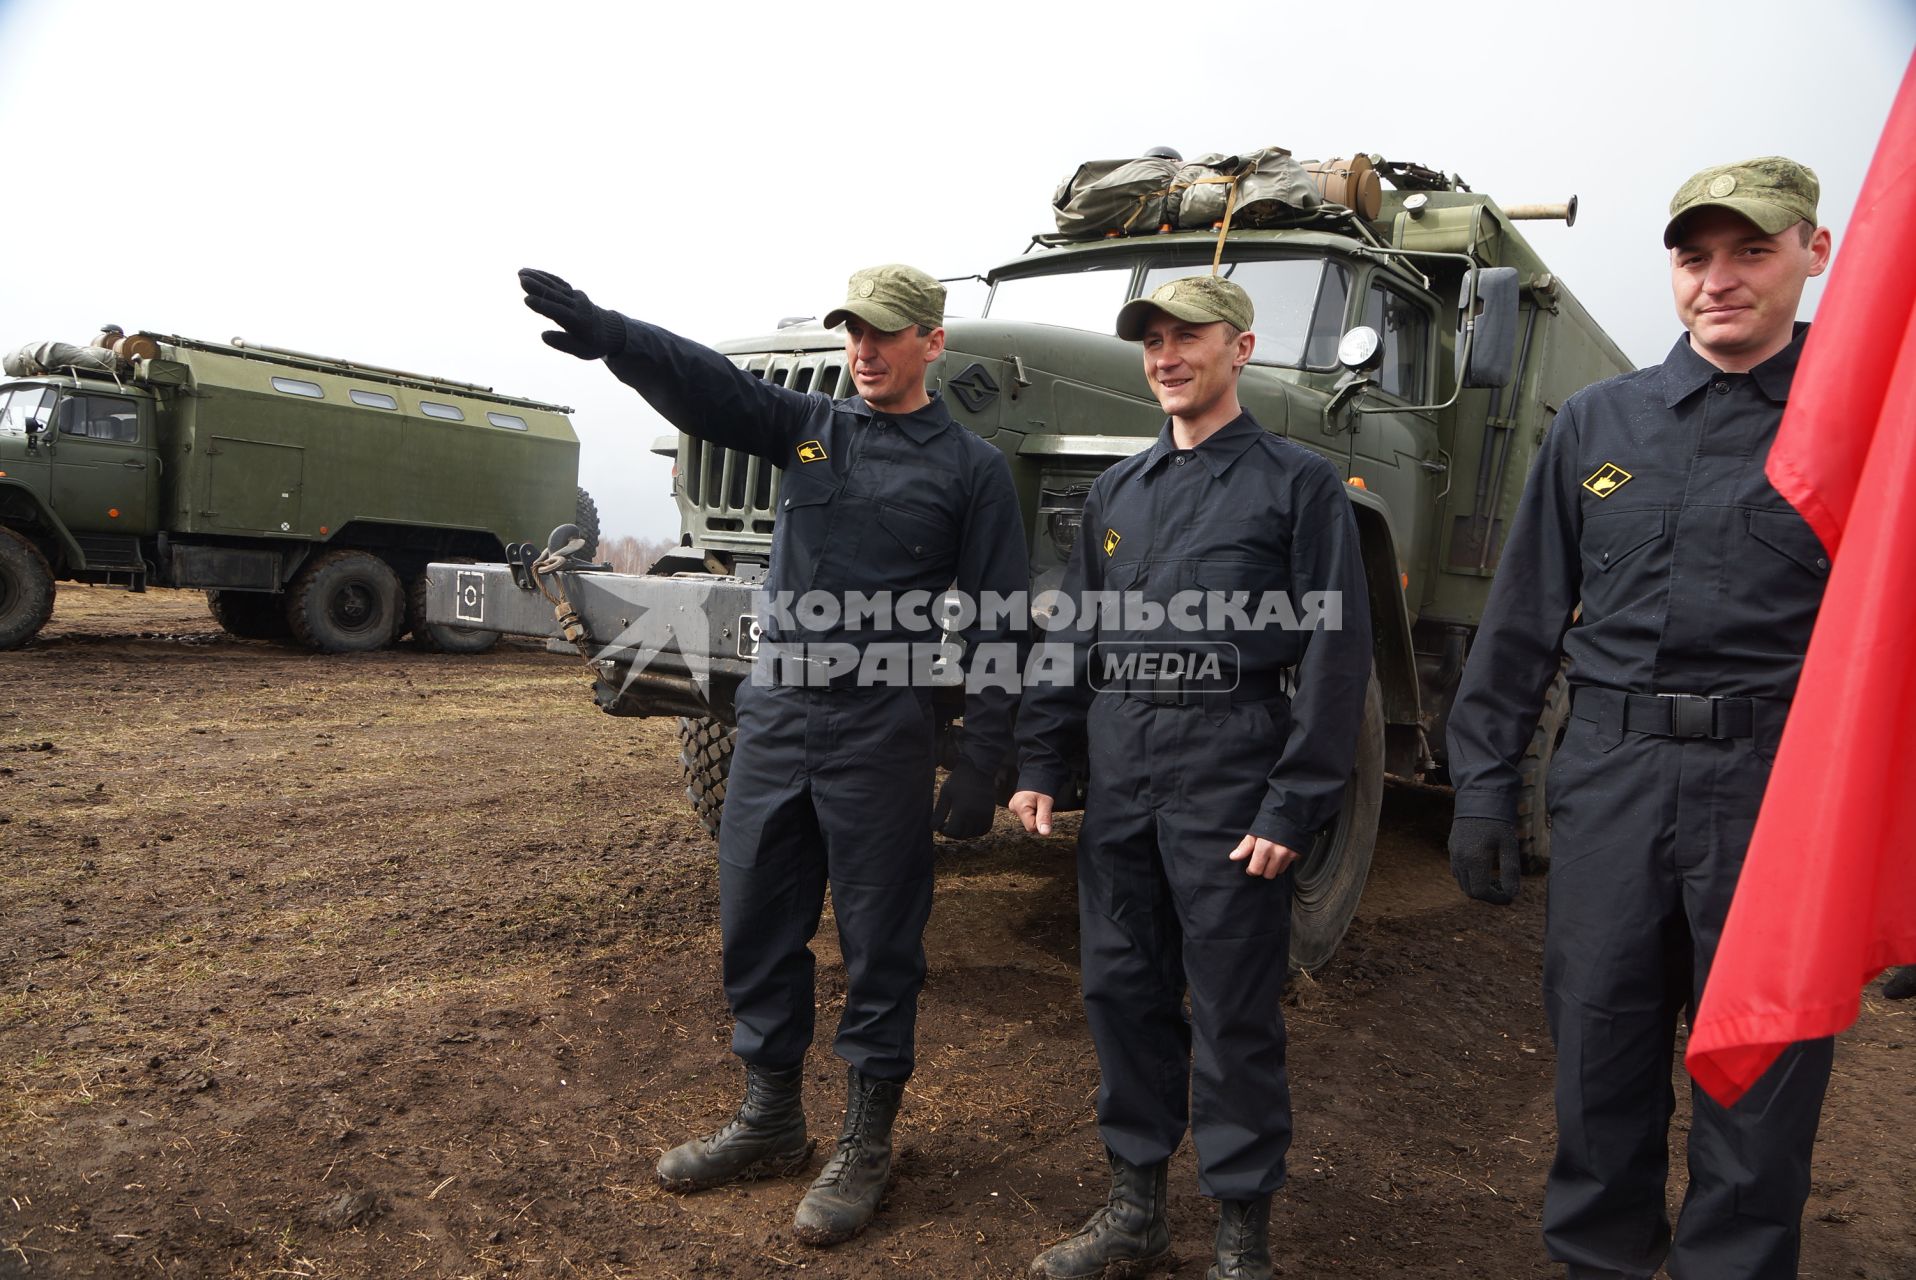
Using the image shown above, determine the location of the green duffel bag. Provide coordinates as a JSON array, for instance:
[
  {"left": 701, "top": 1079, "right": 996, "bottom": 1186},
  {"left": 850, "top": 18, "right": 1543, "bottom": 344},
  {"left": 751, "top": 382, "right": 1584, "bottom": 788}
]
[
  {"left": 1052, "top": 155, "right": 1181, "bottom": 238},
  {"left": 1173, "top": 147, "right": 1322, "bottom": 230}
]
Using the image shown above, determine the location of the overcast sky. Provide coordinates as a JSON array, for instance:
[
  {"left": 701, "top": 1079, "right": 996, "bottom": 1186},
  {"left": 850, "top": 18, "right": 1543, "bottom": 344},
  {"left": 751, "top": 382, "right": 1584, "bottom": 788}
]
[{"left": 1, "top": 0, "right": 1909, "bottom": 541}]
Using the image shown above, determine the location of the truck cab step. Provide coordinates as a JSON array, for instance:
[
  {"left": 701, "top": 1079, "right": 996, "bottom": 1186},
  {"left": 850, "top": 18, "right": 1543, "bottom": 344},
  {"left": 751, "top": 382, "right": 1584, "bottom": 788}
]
[{"left": 73, "top": 533, "right": 146, "bottom": 572}]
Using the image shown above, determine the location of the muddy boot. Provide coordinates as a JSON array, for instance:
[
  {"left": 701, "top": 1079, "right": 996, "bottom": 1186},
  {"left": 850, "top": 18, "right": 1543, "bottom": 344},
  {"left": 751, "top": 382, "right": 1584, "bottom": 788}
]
[
  {"left": 1205, "top": 1196, "right": 1271, "bottom": 1279},
  {"left": 656, "top": 1063, "right": 813, "bottom": 1192},
  {"left": 1029, "top": 1149, "right": 1171, "bottom": 1279},
  {"left": 1884, "top": 965, "right": 1916, "bottom": 1000},
  {"left": 793, "top": 1066, "right": 904, "bottom": 1246}
]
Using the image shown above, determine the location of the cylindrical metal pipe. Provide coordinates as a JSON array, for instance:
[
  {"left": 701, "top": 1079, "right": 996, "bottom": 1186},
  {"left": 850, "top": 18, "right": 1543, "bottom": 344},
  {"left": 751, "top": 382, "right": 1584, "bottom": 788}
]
[{"left": 1504, "top": 197, "right": 1578, "bottom": 226}]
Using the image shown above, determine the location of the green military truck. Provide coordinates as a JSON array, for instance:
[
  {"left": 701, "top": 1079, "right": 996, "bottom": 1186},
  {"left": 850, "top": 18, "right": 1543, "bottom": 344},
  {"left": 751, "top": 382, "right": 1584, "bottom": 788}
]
[
  {"left": 427, "top": 151, "right": 1631, "bottom": 967},
  {"left": 0, "top": 331, "right": 594, "bottom": 653}
]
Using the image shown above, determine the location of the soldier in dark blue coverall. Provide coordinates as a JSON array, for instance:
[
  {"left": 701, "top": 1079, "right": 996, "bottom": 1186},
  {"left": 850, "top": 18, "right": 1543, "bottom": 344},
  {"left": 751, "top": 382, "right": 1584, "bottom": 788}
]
[
  {"left": 519, "top": 264, "right": 1028, "bottom": 1247},
  {"left": 1012, "top": 275, "right": 1371, "bottom": 1280},
  {"left": 1445, "top": 158, "right": 1836, "bottom": 1280}
]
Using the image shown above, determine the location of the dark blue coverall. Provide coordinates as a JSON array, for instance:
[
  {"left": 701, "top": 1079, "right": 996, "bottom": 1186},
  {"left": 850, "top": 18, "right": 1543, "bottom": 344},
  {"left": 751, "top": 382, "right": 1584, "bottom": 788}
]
[
  {"left": 1448, "top": 326, "right": 1833, "bottom": 1279},
  {"left": 604, "top": 319, "right": 1028, "bottom": 1083},
  {"left": 1017, "top": 412, "right": 1371, "bottom": 1199}
]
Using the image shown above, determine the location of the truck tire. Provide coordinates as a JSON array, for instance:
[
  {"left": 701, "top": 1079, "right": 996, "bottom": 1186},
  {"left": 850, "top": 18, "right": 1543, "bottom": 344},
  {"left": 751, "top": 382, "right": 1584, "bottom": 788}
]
[
  {"left": 407, "top": 568, "right": 498, "bottom": 654},
  {"left": 1516, "top": 669, "right": 1572, "bottom": 874},
  {"left": 575, "top": 487, "right": 601, "bottom": 559},
  {"left": 286, "top": 550, "right": 404, "bottom": 653},
  {"left": 1288, "top": 673, "right": 1384, "bottom": 973},
  {"left": 0, "top": 527, "right": 56, "bottom": 650},
  {"left": 205, "top": 589, "right": 293, "bottom": 642},
  {"left": 678, "top": 715, "right": 735, "bottom": 840}
]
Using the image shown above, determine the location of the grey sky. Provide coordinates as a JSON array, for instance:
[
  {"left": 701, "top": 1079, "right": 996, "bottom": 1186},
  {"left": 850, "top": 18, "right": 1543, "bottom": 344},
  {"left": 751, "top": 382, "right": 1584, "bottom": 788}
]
[{"left": 2, "top": 0, "right": 1909, "bottom": 542}]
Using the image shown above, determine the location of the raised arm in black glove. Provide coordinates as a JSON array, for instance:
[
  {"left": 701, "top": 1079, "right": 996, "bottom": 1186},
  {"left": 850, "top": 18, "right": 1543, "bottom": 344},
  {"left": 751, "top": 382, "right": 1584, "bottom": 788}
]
[
  {"left": 1448, "top": 815, "right": 1521, "bottom": 905},
  {"left": 932, "top": 762, "right": 998, "bottom": 841},
  {"left": 518, "top": 268, "right": 627, "bottom": 361}
]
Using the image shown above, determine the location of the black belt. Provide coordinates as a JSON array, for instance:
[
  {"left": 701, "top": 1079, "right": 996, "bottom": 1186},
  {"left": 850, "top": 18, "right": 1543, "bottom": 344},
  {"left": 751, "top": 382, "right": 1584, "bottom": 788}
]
[
  {"left": 1571, "top": 686, "right": 1759, "bottom": 740},
  {"left": 1111, "top": 672, "right": 1291, "bottom": 707}
]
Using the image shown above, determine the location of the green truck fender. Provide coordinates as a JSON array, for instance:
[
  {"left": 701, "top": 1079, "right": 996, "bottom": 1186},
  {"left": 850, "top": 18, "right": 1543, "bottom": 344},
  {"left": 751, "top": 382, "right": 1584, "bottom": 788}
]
[
  {"left": 1342, "top": 484, "right": 1421, "bottom": 755},
  {"left": 0, "top": 479, "right": 88, "bottom": 572}
]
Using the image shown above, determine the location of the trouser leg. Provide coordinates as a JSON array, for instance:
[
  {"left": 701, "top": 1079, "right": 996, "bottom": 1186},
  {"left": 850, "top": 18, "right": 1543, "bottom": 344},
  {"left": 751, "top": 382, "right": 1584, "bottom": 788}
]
[
  {"left": 1540, "top": 722, "right": 1685, "bottom": 1277},
  {"left": 1669, "top": 736, "right": 1833, "bottom": 1279},
  {"left": 719, "top": 684, "right": 829, "bottom": 1070},
  {"left": 1669, "top": 1038, "right": 1831, "bottom": 1279},
  {"left": 1079, "top": 697, "right": 1191, "bottom": 1168},
  {"left": 812, "top": 686, "right": 938, "bottom": 1083}
]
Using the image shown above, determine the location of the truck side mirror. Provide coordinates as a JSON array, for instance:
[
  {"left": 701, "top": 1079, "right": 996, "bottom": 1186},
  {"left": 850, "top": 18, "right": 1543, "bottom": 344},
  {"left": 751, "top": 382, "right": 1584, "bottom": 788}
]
[{"left": 1457, "top": 267, "right": 1519, "bottom": 389}]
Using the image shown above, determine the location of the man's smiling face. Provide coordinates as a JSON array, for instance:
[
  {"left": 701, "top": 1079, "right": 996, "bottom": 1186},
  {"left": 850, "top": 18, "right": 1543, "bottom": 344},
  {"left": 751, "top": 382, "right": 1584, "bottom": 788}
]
[
  {"left": 1670, "top": 207, "right": 1830, "bottom": 372},
  {"left": 1138, "top": 312, "right": 1252, "bottom": 428}
]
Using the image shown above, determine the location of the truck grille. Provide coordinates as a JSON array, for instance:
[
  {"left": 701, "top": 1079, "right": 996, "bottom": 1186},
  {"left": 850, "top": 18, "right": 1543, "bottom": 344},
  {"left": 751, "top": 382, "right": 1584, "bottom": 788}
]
[{"left": 682, "top": 353, "right": 852, "bottom": 543}]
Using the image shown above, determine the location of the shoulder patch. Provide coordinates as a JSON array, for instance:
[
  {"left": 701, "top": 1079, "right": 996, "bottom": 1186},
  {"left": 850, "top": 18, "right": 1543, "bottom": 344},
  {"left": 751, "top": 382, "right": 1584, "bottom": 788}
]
[
  {"left": 796, "top": 439, "right": 828, "bottom": 464},
  {"left": 1103, "top": 528, "right": 1121, "bottom": 556},
  {"left": 1583, "top": 462, "right": 1632, "bottom": 498}
]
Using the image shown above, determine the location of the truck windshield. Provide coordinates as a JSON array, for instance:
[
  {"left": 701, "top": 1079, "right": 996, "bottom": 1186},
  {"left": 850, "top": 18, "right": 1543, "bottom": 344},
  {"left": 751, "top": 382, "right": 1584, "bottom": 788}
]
[
  {"left": 0, "top": 386, "right": 55, "bottom": 436},
  {"left": 986, "top": 256, "right": 1349, "bottom": 369},
  {"left": 986, "top": 263, "right": 1133, "bottom": 336}
]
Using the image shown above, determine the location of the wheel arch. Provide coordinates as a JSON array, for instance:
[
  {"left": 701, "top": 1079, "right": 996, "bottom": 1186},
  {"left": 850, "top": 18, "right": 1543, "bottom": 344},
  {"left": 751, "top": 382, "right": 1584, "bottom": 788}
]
[
  {"left": 0, "top": 481, "right": 86, "bottom": 574},
  {"left": 315, "top": 520, "right": 509, "bottom": 582},
  {"left": 1343, "top": 488, "right": 1421, "bottom": 741}
]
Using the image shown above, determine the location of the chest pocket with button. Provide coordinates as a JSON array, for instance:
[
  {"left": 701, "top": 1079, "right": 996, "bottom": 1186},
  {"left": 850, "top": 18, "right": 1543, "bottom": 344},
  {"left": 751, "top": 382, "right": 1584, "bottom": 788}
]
[
  {"left": 875, "top": 503, "right": 949, "bottom": 559},
  {"left": 1579, "top": 508, "right": 1667, "bottom": 622},
  {"left": 1740, "top": 507, "right": 1831, "bottom": 652},
  {"left": 775, "top": 470, "right": 840, "bottom": 589},
  {"left": 1746, "top": 509, "right": 1829, "bottom": 580},
  {"left": 874, "top": 502, "right": 958, "bottom": 584}
]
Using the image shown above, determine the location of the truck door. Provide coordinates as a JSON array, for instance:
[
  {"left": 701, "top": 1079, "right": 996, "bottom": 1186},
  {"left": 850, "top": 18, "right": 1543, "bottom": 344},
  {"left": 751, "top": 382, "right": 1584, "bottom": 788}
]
[
  {"left": 47, "top": 391, "right": 158, "bottom": 533},
  {"left": 205, "top": 437, "right": 304, "bottom": 534},
  {"left": 1347, "top": 276, "right": 1440, "bottom": 597},
  {"left": 0, "top": 386, "right": 54, "bottom": 505}
]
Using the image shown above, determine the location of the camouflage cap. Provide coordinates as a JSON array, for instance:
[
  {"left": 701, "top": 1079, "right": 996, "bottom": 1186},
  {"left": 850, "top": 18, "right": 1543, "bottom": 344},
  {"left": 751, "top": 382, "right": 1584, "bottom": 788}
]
[
  {"left": 822, "top": 264, "right": 945, "bottom": 333},
  {"left": 1664, "top": 156, "right": 1820, "bottom": 247},
  {"left": 1115, "top": 274, "right": 1255, "bottom": 340}
]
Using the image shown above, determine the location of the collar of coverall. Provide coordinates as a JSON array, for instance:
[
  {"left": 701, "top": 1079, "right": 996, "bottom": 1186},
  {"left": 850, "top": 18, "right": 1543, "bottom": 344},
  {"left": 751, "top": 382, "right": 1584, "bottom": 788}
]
[
  {"left": 1655, "top": 321, "right": 1809, "bottom": 408},
  {"left": 1136, "top": 411, "right": 1265, "bottom": 478},
  {"left": 843, "top": 387, "right": 954, "bottom": 443}
]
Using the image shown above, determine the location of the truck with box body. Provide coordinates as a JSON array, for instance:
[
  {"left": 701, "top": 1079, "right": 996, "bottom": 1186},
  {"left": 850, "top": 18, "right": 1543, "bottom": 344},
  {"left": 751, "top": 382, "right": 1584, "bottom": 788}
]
[{"left": 0, "top": 332, "right": 594, "bottom": 653}]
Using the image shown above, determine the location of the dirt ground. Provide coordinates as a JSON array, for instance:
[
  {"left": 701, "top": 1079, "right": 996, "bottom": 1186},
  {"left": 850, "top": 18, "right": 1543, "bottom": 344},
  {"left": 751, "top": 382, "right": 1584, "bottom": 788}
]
[{"left": 2, "top": 586, "right": 1910, "bottom": 1280}]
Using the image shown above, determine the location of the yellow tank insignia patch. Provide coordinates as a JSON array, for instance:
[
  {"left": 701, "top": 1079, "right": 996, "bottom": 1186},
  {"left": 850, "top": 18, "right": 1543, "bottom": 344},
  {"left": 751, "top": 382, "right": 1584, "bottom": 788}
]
[
  {"left": 1583, "top": 463, "right": 1633, "bottom": 498},
  {"left": 1103, "top": 528, "right": 1121, "bottom": 556},
  {"left": 796, "top": 440, "right": 828, "bottom": 464}
]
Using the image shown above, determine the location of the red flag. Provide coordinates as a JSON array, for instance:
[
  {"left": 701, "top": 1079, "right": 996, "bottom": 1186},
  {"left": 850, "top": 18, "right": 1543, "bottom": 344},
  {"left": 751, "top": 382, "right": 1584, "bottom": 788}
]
[{"left": 1687, "top": 54, "right": 1916, "bottom": 1106}]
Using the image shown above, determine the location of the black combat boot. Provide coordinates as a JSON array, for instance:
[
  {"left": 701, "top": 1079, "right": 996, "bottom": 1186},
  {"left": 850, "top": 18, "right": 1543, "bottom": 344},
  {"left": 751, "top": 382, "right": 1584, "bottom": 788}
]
[
  {"left": 1205, "top": 1196, "right": 1272, "bottom": 1280},
  {"left": 1029, "top": 1149, "right": 1171, "bottom": 1278},
  {"left": 792, "top": 1066, "right": 905, "bottom": 1246},
  {"left": 655, "top": 1063, "right": 813, "bottom": 1192}
]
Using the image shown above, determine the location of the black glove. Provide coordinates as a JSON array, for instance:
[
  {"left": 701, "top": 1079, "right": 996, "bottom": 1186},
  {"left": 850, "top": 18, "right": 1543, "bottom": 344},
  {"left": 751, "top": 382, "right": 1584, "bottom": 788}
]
[
  {"left": 518, "top": 268, "right": 626, "bottom": 360},
  {"left": 932, "top": 763, "right": 998, "bottom": 840},
  {"left": 1448, "top": 816, "right": 1522, "bottom": 905}
]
